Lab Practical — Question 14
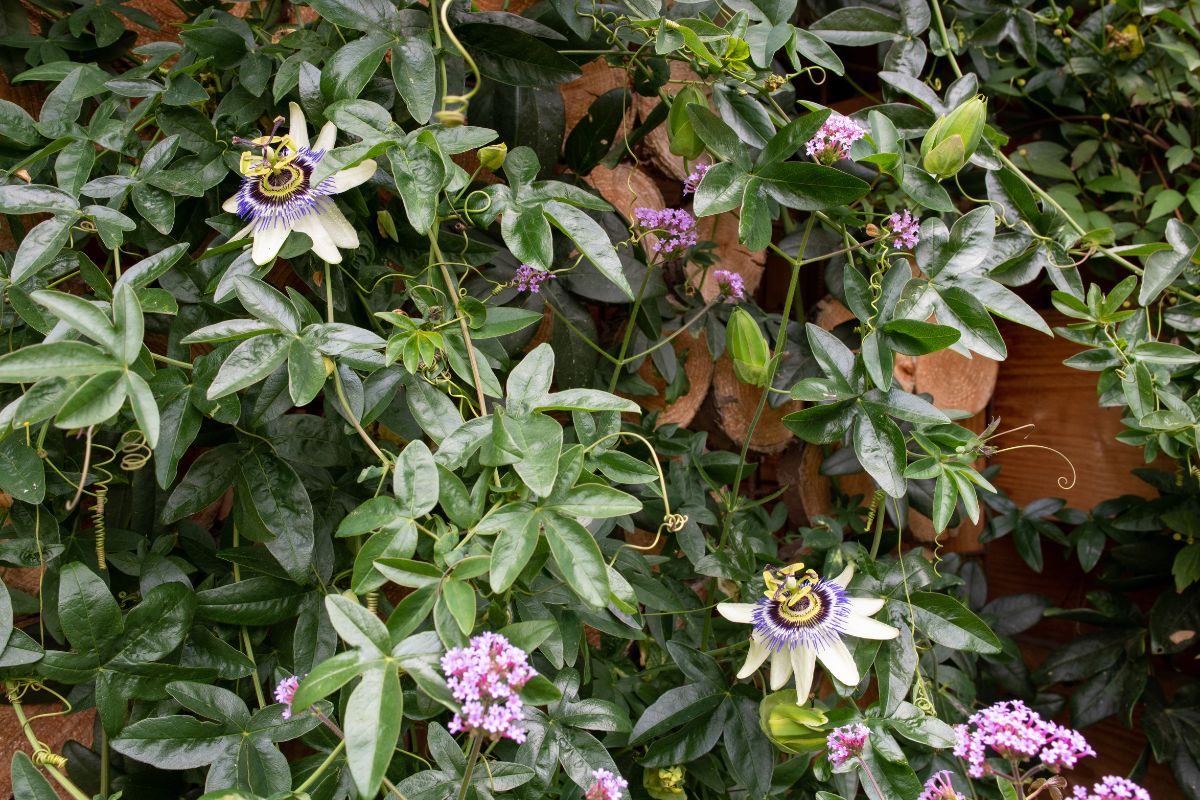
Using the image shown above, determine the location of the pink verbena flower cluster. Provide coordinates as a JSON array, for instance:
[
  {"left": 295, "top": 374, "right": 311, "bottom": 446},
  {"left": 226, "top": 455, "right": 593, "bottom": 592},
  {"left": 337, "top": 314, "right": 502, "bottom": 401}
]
[
  {"left": 887, "top": 209, "right": 920, "bottom": 249},
  {"left": 805, "top": 114, "right": 866, "bottom": 164},
  {"left": 274, "top": 675, "right": 302, "bottom": 720},
  {"left": 585, "top": 768, "right": 629, "bottom": 800},
  {"left": 683, "top": 162, "right": 710, "bottom": 195},
  {"left": 1072, "top": 776, "right": 1152, "bottom": 800},
  {"left": 953, "top": 700, "right": 1095, "bottom": 778},
  {"left": 633, "top": 207, "right": 699, "bottom": 257},
  {"left": 441, "top": 631, "right": 537, "bottom": 743},
  {"left": 826, "top": 722, "right": 870, "bottom": 767},
  {"left": 515, "top": 264, "right": 553, "bottom": 293},
  {"left": 713, "top": 269, "right": 745, "bottom": 303},
  {"left": 918, "top": 770, "right": 965, "bottom": 800}
]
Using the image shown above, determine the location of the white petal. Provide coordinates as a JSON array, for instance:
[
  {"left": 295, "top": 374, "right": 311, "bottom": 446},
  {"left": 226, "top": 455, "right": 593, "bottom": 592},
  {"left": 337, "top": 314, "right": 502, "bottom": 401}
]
[
  {"left": 791, "top": 646, "right": 816, "bottom": 701},
  {"left": 769, "top": 649, "right": 790, "bottom": 690},
  {"left": 717, "top": 603, "right": 755, "bottom": 624},
  {"left": 816, "top": 638, "right": 860, "bottom": 687},
  {"left": 849, "top": 597, "right": 885, "bottom": 617},
  {"left": 314, "top": 205, "right": 358, "bottom": 248},
  {"left": 844, "top": 614, "right": 900, "bottom": 640},
  {"left": 288, "top": 102, "right": 310, "bottom": 150},
  {"left": 331, "top": 159, "right": 378, "bottom": 193},
  {"left": 313, "top": 121, "right": 337, "bottom": 153},
  {"left": 736, "top": 636, "right": 770, "bottom": 679},
  {"left": 292, "top": 214, "right": 343, "bottom": 264},
  {"left": 831, "top": 563, "right": 855, "bottom": 587},
  {"left": 222, "top": 195, "right": 240, "bottom": 213},
  {"left": 229, "top": 223, "right": 253, "bottom": 242},
  {"left": 251, "top": 223, "right": 289, "bottom": 265}
]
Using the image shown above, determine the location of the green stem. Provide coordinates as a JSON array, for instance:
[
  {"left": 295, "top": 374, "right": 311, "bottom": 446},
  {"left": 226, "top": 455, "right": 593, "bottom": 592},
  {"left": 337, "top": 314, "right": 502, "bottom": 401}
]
[
  {"left": 542, "top": 297, "right": 619, "bottom": 364},
  {"left": 4, "top": 682, "right": 91, "bottom": 800},
  {"left": 868, "top": 493, "right": 887, "bottom": 560},
  {"left": 150, "top": 352, "right": 193, "bottom": 369},
  {"left": 456, "top": 735, "right": 484, "bottom": 800},
  {"left": 333, "top": 368, "right": 390, "bottom": 465},
  {"left": 624, "top": 302, "right": 715, "bottom": 362},
  {"left": 232, "top": 526, "right": 268, "bottom": 710},
  {"left": 430, "top": 233, "right": 488, "bottom": 414},
  {"left": 294, "top": 739, "right": 346, "bottom": 795},
  {"left": 718, "top": 215, "right": 815, "bottom": 547},
  {"left": 996, "top": 151, "right": 1200, "bottom": 303},
  {"left": 100, "top": 729, "right": 109, "bottom": 797},
  {"left": 608, "top": 266, "right": 655, "bottom": 392},
  {"left": 930, "top": 0, "right": 963, "bottom": 78}
]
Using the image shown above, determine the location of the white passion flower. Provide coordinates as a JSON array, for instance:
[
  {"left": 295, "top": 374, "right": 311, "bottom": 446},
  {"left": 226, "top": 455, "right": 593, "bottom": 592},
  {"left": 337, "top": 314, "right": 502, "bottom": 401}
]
[
  {"left": 222, "top": 102, "right": 377, "bottom": 266},
  {"left": 717, "top": 563, "right": 898, "bottom": 697}
]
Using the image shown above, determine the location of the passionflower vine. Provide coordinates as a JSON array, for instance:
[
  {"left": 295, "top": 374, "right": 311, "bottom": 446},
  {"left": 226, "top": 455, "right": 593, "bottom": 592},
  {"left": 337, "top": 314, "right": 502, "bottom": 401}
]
[
  {"left": 717, "top": 563, "right": 898, "bottom": 695},
  {"left": 222, "top": 101, "right": 377, "bottom": 265}
]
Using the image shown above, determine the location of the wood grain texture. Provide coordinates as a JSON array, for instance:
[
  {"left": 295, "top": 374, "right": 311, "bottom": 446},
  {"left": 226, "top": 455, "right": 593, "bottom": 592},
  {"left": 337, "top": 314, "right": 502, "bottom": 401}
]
[{"left": 989, "top": 316, "right": 1157, "bottom": 508}]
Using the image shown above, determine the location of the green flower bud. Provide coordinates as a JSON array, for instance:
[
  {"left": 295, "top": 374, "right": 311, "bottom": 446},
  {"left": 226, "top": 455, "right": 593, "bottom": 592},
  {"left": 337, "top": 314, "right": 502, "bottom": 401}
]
[
  {"left": 644, "top": 765, "right": 687, "bottom": 799},
  {"left": 919, "top": 96, "right": 987, "bottom": 179},
  {"left": 478, "top": 143, "right": 508, "bottom": 171},
  {"left": 758, "top": 690, "right": 829, "bottom": 754},
  {"left": 727, "top": 306, "right": 771, "bottom": 387},
  {"left": 376, "top": 209, "right": 399, "bottom": 241}
]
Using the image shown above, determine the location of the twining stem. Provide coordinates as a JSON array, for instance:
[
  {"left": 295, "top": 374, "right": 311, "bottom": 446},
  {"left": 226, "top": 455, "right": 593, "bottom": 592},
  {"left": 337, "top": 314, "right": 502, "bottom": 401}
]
[
  {"left": 429, "top": 233, "right": 488, "bottom": 413},
  {"left": 4, "top": 681, "right": 91, "bottom": 800},
  {"left": 608, "top": 265, "right": 655, "bottom": 392},
  {"left": 456, "top": 734, "right": 484, "bottom": 800},
  {"left": 999, "top": 136, "right": 1200, "bottom": 303},
  {"left": 929, "top": 0, "right": 964, "bottom": 78},
  {"left": 232, "top": 525, "right": 268, "bottom": 710},
  {"left": 324, "top": 261, "right": 391, "bottom": 465},
  {"left": 718, "top": 215, "right": 815, "bottom": 547},
  {"left": 150, "top": 352, "right": 193, "bottom": 369},
  {"left": 294, "top": 739, "right": 346, "bottom": 795},
  {"left": 624, "top": 301, "right": 716, "bottom": 362}
]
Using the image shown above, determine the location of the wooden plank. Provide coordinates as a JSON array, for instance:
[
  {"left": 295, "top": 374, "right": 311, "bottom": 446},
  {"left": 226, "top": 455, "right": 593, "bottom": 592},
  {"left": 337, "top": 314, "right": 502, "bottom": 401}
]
[{"left": 989, "top": 316, "right": 1158, "bottom": 509}]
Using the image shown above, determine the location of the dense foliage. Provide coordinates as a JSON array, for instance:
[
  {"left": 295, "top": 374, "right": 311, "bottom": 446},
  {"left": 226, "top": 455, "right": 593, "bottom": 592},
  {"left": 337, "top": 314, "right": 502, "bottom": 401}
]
[{"left": 0, "top": 1, "right": 1195, "bottom": 799}]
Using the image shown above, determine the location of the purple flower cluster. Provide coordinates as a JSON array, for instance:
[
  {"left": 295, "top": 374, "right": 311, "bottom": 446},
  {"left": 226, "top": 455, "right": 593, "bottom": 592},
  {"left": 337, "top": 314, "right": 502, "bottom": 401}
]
[
  {"left": 805, "top": 114, "right": 866, "bottom": 164},
  {"left": 441, "top": 632, "right": 537, "bottom": 743},
  {"left": 918, "top": 770, "right": 965, "bottom": 800},
  {"left": 713, "top": 269, "right": 746, "bottom": 304},
  {"left": 953, "top": 700, "right": 1096, "bottom": 778},
  {"left": 887, "top": 209, "right": 920, "bottom": 249},
  {"left": 826, "top": 722, "right": 870, "bottom": 767},
  {"left": 274, "top": 675, "right": 302, "bottom": 720},
  {"left": 585, "top": 768, "right": 629, "bottom": 800},
  {"left": 515, "top": 264, "right": 553, "bottom": 294},
  {"left": 1071, "top": 776, "right": 1151, "bottom": 800},
  {"left": 633, "top": 207, "right": 699, "bottom": 257},
  {"left": 683, "top": 162, "right": 711, "bottom": 195}
]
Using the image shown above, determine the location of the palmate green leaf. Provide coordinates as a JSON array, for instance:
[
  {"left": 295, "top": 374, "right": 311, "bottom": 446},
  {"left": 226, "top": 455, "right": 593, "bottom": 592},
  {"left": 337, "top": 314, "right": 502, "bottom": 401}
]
[
  {"left": 58, "top": 562, "right": 123, "bottom": 659},
  {"left": 326, "top": 594, "right": 390, "bottom": 654},
  {"left": 693, "top": 161, "right": 749, "bottom": 217},
  {"left": 388, "top": 139, "right": 446, "bottom": 233},
  {"left": 907, "top": 591, "right": 1002, "bottom": 654},
  {"left": 208, "top": 334, "right": 292, "bottom": 399},
  {"left": 810, "top": 5, "right": 902, "bottom": 46},
  {"left": 756, "top": 161, "right": 870, "bottom": 210},
  {"left": 491, "top": 510, "right": 542, "bottom": 593},
  {"left": 55, "top": 369, "right": 127, "bottom": 429},
  {"left": 293, "top": 650, "right": 365, "bottom": 710},
  {"left": 629, "top": 682, "right": 726, "bottom": 744},
  {"left": 0, "top": 436, "right": 46, "bottom": 504},
  {"left": 27, "top": 291, "right": 118, "bottom": 352},
  {"left": 195, "top": 577, "right": 308, "bottom": 626},
  {"left": 345, "top": 664, "right": 403, "bottom": 799},
  {"left": 543, "top": 512, "right": 609, "bottom": 608},
  {"left": 458, "top": 25, "right": 581, "bottom": 87},
  {"left": 685, "top": 105, "right": 749, "bottom": 166},
  {"left": 112, "top": 716, "right": 236, "bottom": 770},
  {"left": 543, "top": 201, "right": 633, "bottom": 300},
  {"left": 513, "top": 412, "right": 563, "bottom": 498},
  {"left": 10, "top": 752, "right": 57, "bottom": 800},
  {"left": 12, "top": 216, "right": 75, "bottom": 285},
  {"left": 162, "top": 443, "right": 240, "bottom": 523}
]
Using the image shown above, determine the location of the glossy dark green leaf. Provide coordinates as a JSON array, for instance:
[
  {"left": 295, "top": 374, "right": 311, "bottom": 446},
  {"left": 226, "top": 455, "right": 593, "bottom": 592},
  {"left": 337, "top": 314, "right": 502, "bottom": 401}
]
[
  {"left": 0, "top": 437, "right": 45, "bottom": 504},
  {"left": 458, "top": 25, "right": 582, "bottom": 87},
  {"left": 757, "top": 161, "right": 870, "bottom": 210},
  {"left": 543, "top": 512, "right": 609, "bottom": 608},
  {"left": 907, "top": 591, "right": 1002, "bottom": 654}
]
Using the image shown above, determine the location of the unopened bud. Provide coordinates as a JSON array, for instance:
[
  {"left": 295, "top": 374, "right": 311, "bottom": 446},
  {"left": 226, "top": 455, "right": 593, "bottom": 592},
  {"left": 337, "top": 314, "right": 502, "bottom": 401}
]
[
  {"left": 376, "top": 209, "right": 398, "bottom": 241},
  {"left": 478, "top": 143, "right": 507, "bottom": 171},
  {"left": 920, "top": 96, "right": 986, "bottom": 179}
]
